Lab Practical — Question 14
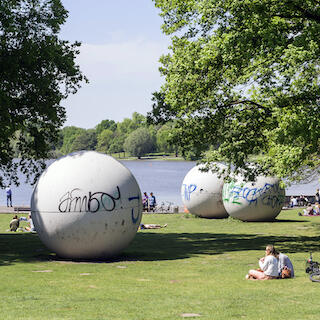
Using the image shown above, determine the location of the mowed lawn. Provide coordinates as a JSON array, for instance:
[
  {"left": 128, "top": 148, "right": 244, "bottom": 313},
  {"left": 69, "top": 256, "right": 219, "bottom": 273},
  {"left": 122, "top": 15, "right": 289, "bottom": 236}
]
[{"left": 0, "top": 209, "right": 319, "bottom": 320}]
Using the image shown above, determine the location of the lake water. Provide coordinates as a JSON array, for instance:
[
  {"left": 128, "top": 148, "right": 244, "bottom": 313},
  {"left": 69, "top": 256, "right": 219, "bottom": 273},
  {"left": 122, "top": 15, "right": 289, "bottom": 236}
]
[{"left": 0, "top": 160, "right": 319, "bottom": 206}]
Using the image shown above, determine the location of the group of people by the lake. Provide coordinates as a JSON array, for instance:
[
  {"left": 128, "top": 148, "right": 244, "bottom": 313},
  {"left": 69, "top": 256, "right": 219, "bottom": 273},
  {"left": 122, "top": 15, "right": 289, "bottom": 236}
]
[
  {"left": 288, "top": 189, "right": 320, "bottom": 216},
  {"left": 142, "top": 192, "right": 157, "bottom": 212},
  {"left": 246, "top": 245, "right": 294, "bottom": 280},
  {"left": 289, "top": 190, "right": 320, "bottom": 208},
  {"left": 9, "top": 214, "right": 35, "bottom": 233}
]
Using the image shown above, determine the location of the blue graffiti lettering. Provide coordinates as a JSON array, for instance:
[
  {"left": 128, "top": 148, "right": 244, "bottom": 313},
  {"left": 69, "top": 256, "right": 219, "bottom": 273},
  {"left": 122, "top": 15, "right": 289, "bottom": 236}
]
[
  {"left": 128, "top": 195, "right": 140, "bottom": 224},
  {"left": 183, "top": 184, "right": 197, "bottom": 201},
  {"left": 225, "top": 182, "right": 284, "bottom": 207}
]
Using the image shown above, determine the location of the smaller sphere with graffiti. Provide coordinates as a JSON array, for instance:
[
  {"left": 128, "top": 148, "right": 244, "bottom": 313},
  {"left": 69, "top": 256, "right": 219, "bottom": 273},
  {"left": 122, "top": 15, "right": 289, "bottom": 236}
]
[
  {"left": 181, "top": 164, "right": 228, "bottom": 218},
  {"left": 31, "top": 151, "right": 142, "bottom": 259},
  {"left": 222, "top": 175, "right": 285, "bottom": 222}
]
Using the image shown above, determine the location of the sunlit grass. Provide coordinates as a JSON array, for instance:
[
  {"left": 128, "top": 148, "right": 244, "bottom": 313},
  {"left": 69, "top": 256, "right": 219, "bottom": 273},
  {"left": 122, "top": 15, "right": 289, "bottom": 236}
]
[{"left": 0, "top": 209, "right": 319, "bottom": 319}]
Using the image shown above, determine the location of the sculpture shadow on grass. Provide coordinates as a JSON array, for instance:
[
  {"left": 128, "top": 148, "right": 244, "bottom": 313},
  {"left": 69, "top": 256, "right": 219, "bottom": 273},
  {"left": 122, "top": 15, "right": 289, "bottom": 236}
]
[{"left": 0, "top": 231, "right": 318, "bottom": 265}]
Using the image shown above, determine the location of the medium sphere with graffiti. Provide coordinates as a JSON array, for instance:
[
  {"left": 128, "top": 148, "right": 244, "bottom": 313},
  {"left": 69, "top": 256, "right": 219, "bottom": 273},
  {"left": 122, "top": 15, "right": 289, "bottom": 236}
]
[
  {"left": 181, "top": 164, "right": 228, "bottom": 218},
  {"left": 31, "top": 151, "right": 142, "bottom": 259},
  {"left": 222, "top": 175, "right": 285, "bottom": 221}
]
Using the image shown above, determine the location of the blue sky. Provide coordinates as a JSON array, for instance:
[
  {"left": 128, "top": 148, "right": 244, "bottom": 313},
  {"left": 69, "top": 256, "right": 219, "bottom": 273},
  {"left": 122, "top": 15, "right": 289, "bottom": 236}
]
[{"left": 60, "top": 0, "right": 170, "bottom": 129}]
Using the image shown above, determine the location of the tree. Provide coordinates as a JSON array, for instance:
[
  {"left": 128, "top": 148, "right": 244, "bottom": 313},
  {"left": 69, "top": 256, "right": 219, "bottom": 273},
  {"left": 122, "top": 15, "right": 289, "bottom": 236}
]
[
  {"left": 131, "top": 112, "right": 147, "bottom": 128},
  {"left": 0, "top": 0, "right": 86, "bottom": 186},
  {"left": 108, "top": 132, "right": 125, "bottom": 154},
  {"left": 71, "top": 129, "right": 97, "bottom": 152},
  {"left": 95, "top": 119, "right": 117, "bottom": 136},
  {"left": 96, "top": 129, "right": 114, "bottom": 154},
  {"left": 156, "top": 123, "right": 175, "bottom": 153},
  {"left": 59, "top": 126, "right": 86, "bottom": 155},
  {"left": 123, "top": 128, "right": 155, "bottom": 159},
  {"left": 152, "top": 0, "right": 320, "bottom": 182}
]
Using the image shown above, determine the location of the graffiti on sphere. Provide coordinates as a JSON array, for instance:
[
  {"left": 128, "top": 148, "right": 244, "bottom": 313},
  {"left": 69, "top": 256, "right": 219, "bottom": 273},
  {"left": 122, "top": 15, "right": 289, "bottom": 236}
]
[
  {"left": 59, "top": 186, "right": 122, "bottom": 213},
  {"left": 182, "top": 184, "right": 197, "bottom": 201},
  {"left": 128, "top": 195, "right": 141, "bottom": 224},
  {"left": 223, "top": 181, "right": 285, "bottom": 208}
]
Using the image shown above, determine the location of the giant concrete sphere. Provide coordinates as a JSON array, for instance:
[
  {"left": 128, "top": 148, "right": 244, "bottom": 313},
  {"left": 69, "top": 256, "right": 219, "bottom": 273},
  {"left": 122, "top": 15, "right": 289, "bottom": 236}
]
[
  {"left": 31, "top": 151, "right": 142, "bottom": 259},
  {"left": 222, "top": 175, "right": 285, "bottom": 221},
  {"left": 181, "top": 164, "right": 228, "bottom": 218}
]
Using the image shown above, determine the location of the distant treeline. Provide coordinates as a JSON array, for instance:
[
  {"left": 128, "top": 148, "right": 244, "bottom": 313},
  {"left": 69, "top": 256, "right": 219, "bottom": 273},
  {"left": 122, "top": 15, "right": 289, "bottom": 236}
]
[{"left": 49, "top": 112, "right": 197, "bottom": 160}]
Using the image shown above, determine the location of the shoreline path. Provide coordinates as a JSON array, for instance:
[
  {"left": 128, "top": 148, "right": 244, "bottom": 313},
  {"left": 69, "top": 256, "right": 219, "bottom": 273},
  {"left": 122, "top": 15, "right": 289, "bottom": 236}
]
[{"left": 0, "top": 206, "right": 30, "bottom": 214}]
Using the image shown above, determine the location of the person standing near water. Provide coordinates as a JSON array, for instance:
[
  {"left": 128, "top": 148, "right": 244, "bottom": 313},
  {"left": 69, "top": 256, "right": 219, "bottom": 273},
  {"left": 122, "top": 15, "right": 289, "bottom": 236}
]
[
  {"left": 148, "top": 192, "right": 156, "bottom": 212},
  {"left": 142, "top": 192, "right": 149, "bottom": 212},
  {"left": 6, "top": 186, "right": 12, "bottom": 207}
]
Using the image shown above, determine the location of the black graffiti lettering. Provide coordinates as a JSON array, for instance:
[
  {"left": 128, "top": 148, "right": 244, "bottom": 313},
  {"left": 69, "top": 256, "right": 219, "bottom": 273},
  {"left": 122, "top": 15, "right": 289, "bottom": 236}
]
[
  {"left": 87, "top": 191, "right": 100, "bottom": 212},
  {"left": 59, "top": 191, "right": 71, "bottom": 212},
  {"left": 100, "top": 186, "right": 121, "bottom": 211},
  {"left": 58, "top": 186, "right": 121, "bottom": 213},
  {"left": 70, "top": 195, "right": 88, "bottom": 212},
  {"left": 59, "top": 189, "right": 89, "bottom": 212}
]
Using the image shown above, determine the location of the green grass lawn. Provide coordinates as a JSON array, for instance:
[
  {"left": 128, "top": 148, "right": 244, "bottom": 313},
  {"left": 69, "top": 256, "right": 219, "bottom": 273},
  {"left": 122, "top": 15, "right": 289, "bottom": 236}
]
[{"left": 0, "top": 209, "right": 319, "bottom": 320}]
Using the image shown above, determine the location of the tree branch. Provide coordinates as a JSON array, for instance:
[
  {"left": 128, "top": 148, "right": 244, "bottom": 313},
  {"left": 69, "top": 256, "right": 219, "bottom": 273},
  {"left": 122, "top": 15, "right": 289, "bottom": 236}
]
[{"left": 227, "top": 100, "right": 267, "bottom": 109}]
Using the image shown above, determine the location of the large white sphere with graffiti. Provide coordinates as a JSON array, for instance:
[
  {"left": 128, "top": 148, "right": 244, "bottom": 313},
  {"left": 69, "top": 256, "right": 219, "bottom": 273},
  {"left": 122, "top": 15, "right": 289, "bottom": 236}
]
[
  {"left": 222, "top": 175, "right": 285, "bottom": 221},
  {"left": 181, "top": 164, "right": 228, "bottom": 218},
  {"left": 31, "top": 151, "right": 142, "bottom": 259}
]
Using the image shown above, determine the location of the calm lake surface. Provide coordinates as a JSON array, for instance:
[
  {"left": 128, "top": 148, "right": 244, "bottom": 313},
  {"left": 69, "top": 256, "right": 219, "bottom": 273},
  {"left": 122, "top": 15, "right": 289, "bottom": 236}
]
[{"left": 1, "top": 160, "right": 319, "bottom": 206}]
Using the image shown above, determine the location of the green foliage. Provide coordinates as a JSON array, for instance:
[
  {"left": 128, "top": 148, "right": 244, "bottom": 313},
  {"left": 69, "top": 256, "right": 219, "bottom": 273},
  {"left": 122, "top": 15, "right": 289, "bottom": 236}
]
[
  {"left": 59, "top": 126, "right": 86, "bottom": 154},
  {"left": 123, "top": 127, "right": 156, "bottom": 158},
  {"left": 156, "top": 123, "right": 175, "bottom": 153},
  {"left": 96, "top": 129, "right": 114, "bottom": 154},
  {"left": 131, "top": 111, "right": 147, "bottom": 128},
  {"left": 0, "top": 0, "right": 86, "bottom": 187},
  {"left": 95, "top": 119, "right": 116, "bottom": 136},
  {"left": 56, "top": 113, "right": 166, "bottom": 158},
  {"left": 153, "top": 0, "right": 320, "bottom": 182},
  {"left": 108, "top": 131, "right": 126, "bottom": 154},
  {"left": 56, "top": 113, "right": 185, "bottom": 159},
  {"left": 71, "top": 129, "right": 97, "bottom": 152}
]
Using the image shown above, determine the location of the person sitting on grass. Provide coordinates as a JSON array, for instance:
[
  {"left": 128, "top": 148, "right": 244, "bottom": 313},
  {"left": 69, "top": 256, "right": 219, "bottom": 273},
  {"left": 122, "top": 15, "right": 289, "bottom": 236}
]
[
  {"left": 274, "top": 247, "right": 294, "bottom": 278},
  {"left": 19, "top": 214, "right": 36, "bottom": 232},
  {"left": 246, "top": 244, "right": 279, "bottom": 280},
  {"left": 140, "top": 223, "right": 167, "bottom": 230},
  {"left": 304, "top": 203, "right": 315, "bottom": 216},
  {"left": 9, "top": 215, "right": 20, "bottom": 232},
  {"left": 314, "top": 202, "right": 320, "bottom": 215}
]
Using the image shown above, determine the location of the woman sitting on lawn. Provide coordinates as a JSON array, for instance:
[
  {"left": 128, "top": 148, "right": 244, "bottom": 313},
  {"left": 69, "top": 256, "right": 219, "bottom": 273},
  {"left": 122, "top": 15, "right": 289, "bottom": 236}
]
[
  {"left": 19, "top": 214, "right": 36, "bottom": 232},
  {"left": 246, "top": 245, "right": 279, "bottom": 280}
]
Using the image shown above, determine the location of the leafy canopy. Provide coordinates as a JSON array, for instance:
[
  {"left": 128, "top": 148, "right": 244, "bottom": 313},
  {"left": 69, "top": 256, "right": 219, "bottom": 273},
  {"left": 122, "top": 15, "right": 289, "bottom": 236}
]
[
  {"left": 124, "top": 128, "right": 155, "bottom": 158},
  {"left": 0, "top": 0, "right": 86, "bottom": 186},
  {"left": 152, "top": 0, "right": 320, "bottom": 182}
]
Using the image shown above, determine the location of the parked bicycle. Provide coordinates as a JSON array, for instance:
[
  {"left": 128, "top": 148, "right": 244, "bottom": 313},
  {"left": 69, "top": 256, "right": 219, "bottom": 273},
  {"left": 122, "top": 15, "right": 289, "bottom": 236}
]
[
  {"left": 155, "top": 201, "right": 174, "bottom": 213},
  {"left": 306, "top": 252, "right": 320, "bottom": 282}
]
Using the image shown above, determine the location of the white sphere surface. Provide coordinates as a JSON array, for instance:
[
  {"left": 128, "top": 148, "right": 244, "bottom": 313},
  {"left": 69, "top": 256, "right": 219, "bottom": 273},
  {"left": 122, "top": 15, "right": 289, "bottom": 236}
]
[
  {"left": 222, "top": 175, "right": 285, "bottom": 221},
  {"left": 181, "top": 164, "right": 228, "bottom": 218},
  {"left": 31, "top": 151, "right": 142, "bottom": 259}
]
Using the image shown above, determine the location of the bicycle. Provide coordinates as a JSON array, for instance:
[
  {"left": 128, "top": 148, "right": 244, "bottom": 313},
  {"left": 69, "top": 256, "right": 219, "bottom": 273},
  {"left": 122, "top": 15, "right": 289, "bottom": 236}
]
[
  {"left": 305, "top": 253, "right": 320, "bottom": 282},
  {"left": 155, "top": 201, "right": 174, "bottom": 213}
]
